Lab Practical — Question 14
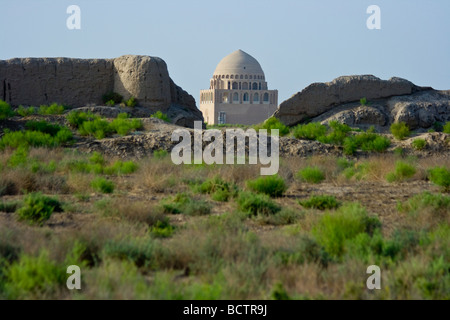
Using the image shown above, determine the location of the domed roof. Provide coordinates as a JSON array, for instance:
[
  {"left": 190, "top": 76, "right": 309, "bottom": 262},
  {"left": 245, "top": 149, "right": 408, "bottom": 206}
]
[{"left": 213, "top": 50, "right": 265, "bottom": 77}]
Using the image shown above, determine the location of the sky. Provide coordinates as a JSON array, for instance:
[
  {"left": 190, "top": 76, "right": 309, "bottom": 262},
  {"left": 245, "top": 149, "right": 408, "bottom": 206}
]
[{"left": 1, "top": 0, "right": 449, "bottom": 104}]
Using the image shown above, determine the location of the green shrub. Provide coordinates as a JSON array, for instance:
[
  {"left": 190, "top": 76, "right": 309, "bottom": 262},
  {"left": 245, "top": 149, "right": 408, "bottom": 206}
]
[
  {"left": 16, "top": 106, "right": 36, "bottom": 117},
  {"left": 300, "top": 195, "right": 341, "bottom": 210},
  {"left": 0, "top": 129, "right": 71, "bottom": 150},
  {"left": 254, "top": 117, "right": 290, "bottom": 137},
  {"left": 109, "top": 113, "right": 143, "bottom": 136},
  {"left": 256, "top": 208, "right": 303, "bottom": 226},
  {"left": 102, "top": 239, "right": 154, "bottom": 268},
  {"left": 25, "top": 120, "right": 62, "bottom": 136},
  {"left": 337, "top": 157, "right": 354, "bottom": 171},
  {"left": 318, "top": 121, "right": 352, "bottom": 145},
  {"left": 293, "top": 122, "right": 327, "bottom": 140},
  {"left": 104, "top": 161, "right": 138, "bottom": 175},
  {"left": 79, "top": 118, "right": 112, "bottom": 139},
  {"left": 246, "top": 175, "right": 287, "bottom": 198},
  {"left": 398, "top": 192, "right": 450, "bottom": 217},
  {"left": 390, "top": 122, "right": 410, "bottom": 140},
  {"left": 7, "top": 147, "right": 29, "bottom": 168},
  {"left": 443, "top": 122, "right": 450, "bottom": 134},
  {"left": 428, "top": 167, "right": 450, "bottom": 191},
  {"left": 102, "top": 92, "right": 123, "bottom": 105},
  {"left": 106, "top": 100, "right": 115, "bottom": 106},
  {"left": 4, "top": 251, "right": 66, "bottom": 299},
  {"left": 433, "top": 122, "right": 443, "bottom": 132},
  {"left": 125, "top": 96, "right": 138, "bottom": 107},
  {"left": 150, "top": 219, "right": 175, "bottom": 238},
  {"left": 343, "top": 132, "right": 390, "bottom": 155},
  {"left": 196, "top": 176, "right": 238, "bottom": 202},
  {"left": 296, "top": 167, "right": 325, "bottom": 184},
  {"left": 91, "top": 177, "right": 115, "bottom": 194},
  {"left": 38, "top": 103, "right": 65, "bottom": 115},
  {"left": 67, "top": 111, "right": 98, "bottom": 128},
  {"left": 412, "top": 139, "right": 427, "bottom": 150},
  {"left": 236, "top": 191, "right": 281, "bottom": 216},
  {"left": 386, "top": 161, "right": 416, "bottom": 182},
  {"left": 313, "top": 203, "right": 381, "bottom": 258},
  {"left": 0, "top": 100, "right": 14, "bottom": 120},
  {"left": 151, "top": 111, "right": 171, "bottom": 123},
  {"left": 17, "top": 193, "right": 62, "bottom": 224},
  {"left": 161, "top": 193, "right": 211, "bottom": 216},
  {"left": 360, "top": 97, "right": 368, "bottom": 106}
]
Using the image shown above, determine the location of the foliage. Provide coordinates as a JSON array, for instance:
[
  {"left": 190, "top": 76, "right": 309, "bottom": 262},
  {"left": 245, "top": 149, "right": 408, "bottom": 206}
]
[
  {"left": 91, "top": 177, "right": 115, "bottom": 194},
  {"left": 102, "top": 92, "right": 123, "bottom": 105},
  {"left": 38, "top": 103, "right": 65, "bottom": 115},
  {"left": 411, "top": 139, "right": 427, "bottom": 151},
  {"left": 254, "top": 117, "right": 290, "bottom": 137},
  {"left": 16, "top": 193, "right": 62, "bottom": 224},
  {"left": 236, "top": 191, "right": 281, "bottom": 216},
  {"left": 246, "top": 175, "right": 287, "bottom": 198},
  {"left": 428, "top": 167, "right": 450, "bottom": 191},
  {"left": 296, "top": 166, "right": 325, "bottom": 184},
  {"left": 386, "top": 161, "right": 417, "bottom": 182},
  {"left": 390, "top": 122, "right": 410, "bottom": 140},
  {"left": 299, "top": 195, "right": 341, "bottom": 210},
  {"left": 0, "top": 100, "right": 14, "bottom": 120},
  {"left": 151, "top": 111, "right": 171, "bottom": 123}
]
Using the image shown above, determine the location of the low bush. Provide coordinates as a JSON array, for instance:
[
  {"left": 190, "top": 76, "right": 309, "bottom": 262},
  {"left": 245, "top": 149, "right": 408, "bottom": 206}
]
[
  {"left": 149, "top": 219, "right": 175, "bottom": 238},
  {"left": 299, "top": 195, "right": 341, "bottom": 210},
  {"left": 151, "top": 111, "right": 171, "bottom": 123},
  {"left": 102, "top": 239, "right": 154, "bottom": 268},
  {"left": 0, "top": 129, "right": 72, "bottom": 150},
  {"left": 390, "top": 122, "right": 410, "bottom": 140},
  {"left": 411, "top": 139, "right": 427, "bottom": 151},
  {"left": 386, "top": 161, "right": 417, "bottom": 183},
  {"left": 428, "top": 167, "right": 450, "bottom": 191},
  {"left": 91, "top": 177, "right": 115, "bottom": 194},
  {"left": 313, "top": 203, "right": 381, "bottom": 258},
  {"left": 292, "top": 122, "right": 327, "bottom": 140},
  {"left": 236, "top": 191, "right": 281, "bottom": 216},
  {"left": 67, "top": 111, "right": 99, "bottom": 128},
  {"left": 0, "top": 100, "right": 14, "bottom": 120},
  {"left": 343, "top": 132, "right": 390, "bottom": 155},
  {"left": 109, "top": 113, "right": 143, "bottom": 136},
  {"left": 196, "top": 176, "right": 238, "bottom": 202},
  {"left": 254, "top": 117, "right": 290, "bottom": 137},
  {"left": 161, "top": 193, "right": 211, "bottom": 216},
  {"left": 153, "top": 149, "right": 169, "bottom": 159},
  {"left": 79, "top": 118, "right": 112, "bottom": 139},
  {"left": 443, "top": 122, "right": 450, "bottom": 134},
  {"left": 125, "top": 97, "right": 137, "bottom": 108},
  {"left": 318, "top": 121, "right": 352, "bottom": 145},
  {"left": 25, "top": 120, "right": 62, "bottom": 136},
  {"left": 246, "top": 175, "right": 287, "bottom": 198},
  {"left": 16, "top": 106, "right": 37, "bottom": 117},
  {"left": 398, "top": 192, "right": 450, "bottom": 217},
  {"left": 3, "top": 251, "right": 66, "bottom": 299},
  {"left": 16, "top": 193, "right": 63, "bottom": 224},
  {"left": 38, "top": 103, "right": 65, "bottom": 115},
  {"left": 296, "top": 167, "right": 325, "bottom": 184}
]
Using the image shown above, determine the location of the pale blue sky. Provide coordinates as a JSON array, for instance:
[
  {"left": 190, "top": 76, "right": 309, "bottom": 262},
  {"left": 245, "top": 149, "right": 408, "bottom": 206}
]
[{"left": 1, "top": 0, "right": 449, "bottom": 103}]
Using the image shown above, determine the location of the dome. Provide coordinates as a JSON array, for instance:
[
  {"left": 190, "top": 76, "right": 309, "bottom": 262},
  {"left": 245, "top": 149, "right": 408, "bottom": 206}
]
[{"left": 213, "top": 50, "right": 265, "bottom": 78}]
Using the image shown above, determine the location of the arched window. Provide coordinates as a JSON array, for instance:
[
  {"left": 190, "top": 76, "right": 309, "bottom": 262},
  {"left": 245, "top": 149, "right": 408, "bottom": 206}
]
[
  {"left": 230, "top": 75, "right": 234, "bottom": 79},
  {"left": 253, "top": 93, "right": 259, "bottom": 102},
  {"left": 243, "top": 92, "right": 249, "bottom": 103},
  {"left": 226, "top": 75, "right": 229, "bottom": 79},
  {"left": 240, "top": 75, "right": 243, "bottom": 79},
  {"left": 235, "top": 75, "right": 239, "bottom": 79},
  {"left": 245, "top": 75, "right": 248, "bottom": 79},
  {"left": 252, "top": 82, "right": 258, "bottom": 90},
  {"left": 259, "top": 82, "right": 261, "bottom": 90},
  {"left": 242, "top": 82, "right": 248, "bottom": 90},
  {"left": 249, "top": 75, "right": 253, "bottom": 79},
  {"left": 232, "top": 82, "right": 238, "bottom": 90},
  {"left": 233, "top": 92, "right": 239, "bottom": 102},
  {"left": 263, "top": 93, "right": 269, "bottom": 103},
  {"left": 228, "top": 82, "right": 231, "bottom": 89},
  {"left": 222, "top": 92, "right": 229, "bottom": 103}
]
